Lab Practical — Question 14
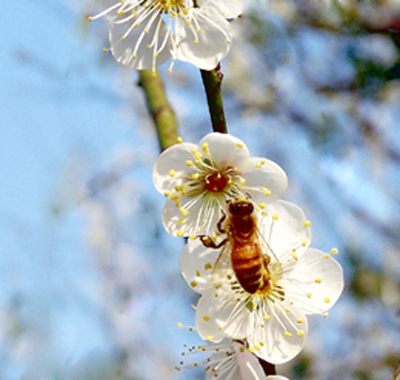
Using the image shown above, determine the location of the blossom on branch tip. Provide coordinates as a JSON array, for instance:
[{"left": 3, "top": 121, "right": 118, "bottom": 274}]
[
  {"left": 89, "top": 0, "right": 234, "bottom": 72},
  {"left": 153, "top": 133, "right": 288, "bottom": 238},
  {"left": 180, "top": 200, "right": 344, "bottom": 364},
  {"left": 177, "top": 338, "right": 290, "bottom": 380}
]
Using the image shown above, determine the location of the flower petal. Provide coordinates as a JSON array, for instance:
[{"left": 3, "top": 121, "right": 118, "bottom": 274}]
[
  {"left": 233, "top": 342, "right": 267, "bottom": 380},
  {"left": 259, "top": 201, "right": 312, "bottom": 262},
  {"left": 162, "top": 192, "right": 226, "bottom": 237},
  {"left": 250, "top": 301, "right": 308, "bottom": 365},
  {"left": 196, "top": 288, "right": 254, "bottom": 342},
  {"left": 180, "top": 239, "right": 219, "bottom": 294},
  {"left": 109, "top": 9, "right": 171, "bottom": 70},
  {"left": 243, "top": 157, "right": 288, "bottom": 204},
  {"left": 199, "top": 133, "right": 250, "bottom": 172},
  {"left": 198, "top": 0, "right": 243, "bottom": 19},
  {"left": 152, "top": 142, "right": 197, "bottom": 193},
  {"left": 283, "top": 248, "right": 344, "bottom": 315},
  {"left": 174, "top": 7, "right": 232, "bottom": 70}
]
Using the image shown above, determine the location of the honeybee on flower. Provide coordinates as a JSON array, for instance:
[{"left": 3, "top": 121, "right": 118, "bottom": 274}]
[
  {"left": 153, "top": 132, "right": 288, "bottom": 238},
  {"left": 180, "top": 200, "right": 344, "bottom": 364}
]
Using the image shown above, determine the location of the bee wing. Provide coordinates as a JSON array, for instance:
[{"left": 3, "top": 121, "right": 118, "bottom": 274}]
[
  {"left": 255, "top": 225, "right": 280, "bottom": 265},
  {"left": 211, "top": 238, "right": 236, "bottom": 287}
]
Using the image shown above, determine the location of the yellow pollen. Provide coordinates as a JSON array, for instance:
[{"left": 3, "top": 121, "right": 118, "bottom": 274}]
[
  {"left": 196, "top": 270, "right": 201, "bottom": 277},
  {"left": 239, "top": 346, "right": 245, "bottom": 353},
  {"left": 202, "top": 143, "right": 209, "bottom": 152},
  {"left": 179, "top": 218, "right": 185, "bottom": 224},
  {"left": 260, "top": 340, "right": 265, "bottom": 346},
  {"left": 297, "top": 330, "right": 305, "bottom": 337},
  {"left": 302, "top": 240, "right": 307, "bottom": 246},
  {"left": 177, "top": 136, "right": 183, "bottom": 143},
  {"left": 255, "top": 344, "right": 261, "bottom": 350},
  {"left": 323, "top": 312, "right": 329, "bottom": 318},
  {"left": 206, "top": 335, "right": 213, "bottom": 341},
  {"left": 237, "top": 143, "right": 244, "bottom": 148},
  {"left": 180, "top": 207, "right": 189, "bottom": 216},
  {"left": 285, "top": 308, "right": 291, "bottom": 313},
  {"left": 297, "top": 318, "right": 303, "bottom": 324},
  {"left": 195, "top": 152, "right": 202, "bottom": 159},
  {"left": 194, "top": 39, "right": 199, "bottom": 44},
  {"left": 331, "top": 248, "right": 339, "bottom": 255},
  {"left": 304, "top": 220, "right": 311, "bottom": 227},
  {"left": 292, "top": 252, "right": 298, "bottom": 260},
  {"left": 169, "top": 169, "right": 176, "bottom": 177},
  {"left": 163, "top": 191, "right": 170, "bottom": 197},
  {"left": 102, "top": 48, "right": 108, "bottom": 53},
  {"left": 315, "top": 278, "right": 322, "bottom": 284},
  {"left": 240, "top": 178, "right": 246, "bottom": 185},
  {"left": 177, "top": 230, "right": 184, "bottom": 237},
  {"left": 190, "top": 281, "right": 197, "bottom": 287},
  {"left": 191, "top": 173, "right": 199, "bottom": 180},
  {"left": 204, "top": 263, "right": 212, "bottom": 270},
  {"left": 272, "top": 214, "right": 279, "bottom": 221},
  {"left": 263, "top": 314, "right": 270, "bottom": 321},
  {"left": 284, "top": 332, "right": 292, "bottom": 337},
  {"left": 261, "top": 211, "right": 267, "bottom": 217},
  {"left": 259, "top": 203, "right": 266, "bottom": 209},
  {"left": 324, "top": 254, "right": 331, "bottom": 259},
  {"left": 324, "top": 297, "right": 331, "bottom": 303},
  {"left": 263, "top": 187, "right": 271, "bottom": 196},
  {"left": 186, "top": 160, "right": 193, "bottom": 166},
  {"left": 307, "top": 293, "right": 312, "bottom": 298},
  {"left": 177, "top": 322, "right": 182, "bottom": 328},
  {"left": 189, "top": 233, "right": 197, "bottom": 240},
  {"left": 203, "top": 315, "right": 210, "bottom": 322},
  {"left": 248, "top": 347, "right": 255, "bottom": 353}
]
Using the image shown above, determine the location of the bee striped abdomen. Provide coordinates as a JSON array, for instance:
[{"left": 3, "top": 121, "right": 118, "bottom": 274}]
[{"left": 231, "top": 242, "right": 265, "bottom": 294}]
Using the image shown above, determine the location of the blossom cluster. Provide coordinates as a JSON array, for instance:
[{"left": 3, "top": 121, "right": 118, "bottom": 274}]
[
  {"left": 89, "top": 0, "right": 243, "bottom": 73},
  {"left": 153, "top": 132, "right": 344, "bottom": 379}
]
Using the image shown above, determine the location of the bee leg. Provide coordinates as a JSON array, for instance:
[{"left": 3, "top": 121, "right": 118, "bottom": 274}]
[
  {"left": 217, "top": 210, "right": 227, "bottom": 234},
  {"left": 198, "top": 235, "right": 227, "bottom": 249}
]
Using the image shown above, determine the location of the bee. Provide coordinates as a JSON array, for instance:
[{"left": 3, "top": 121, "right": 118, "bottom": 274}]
[{"left": 200, "top": 198, "right": 278, "bottom": 294}]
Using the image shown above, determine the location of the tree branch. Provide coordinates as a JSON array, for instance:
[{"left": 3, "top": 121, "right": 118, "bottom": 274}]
[
  {"left": 138, "top": 69, "right": 179, "bottom": 151},
  {"left": 200, "top": 64, "right": 228, "bottom": 134}
]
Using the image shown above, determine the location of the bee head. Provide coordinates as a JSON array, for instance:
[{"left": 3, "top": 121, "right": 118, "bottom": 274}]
[{"left": 229, "top": 199, "right": 254, "bottom": 216}]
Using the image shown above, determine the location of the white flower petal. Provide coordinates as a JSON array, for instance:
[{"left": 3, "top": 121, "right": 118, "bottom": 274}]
[
  {"left": 259, "top": 200, "right": 311, "bottom": 262},
  {"left": 283, "top": 248, "right": 344, "bottom": 315},
  {"left": 251, "top": 301, "right": 308, "bottom": 365},
  {"left": 109, "top": 10, "right": 171, "bottom": 70},
  {"left": 152, "top": 142, "right": 197, "bottom": 193},
  {"left": 266, "top": 377, "right": 291, "bottom": 380},
  {"left": 198, "top": 0, "right": 243, "bottom": 19},
  {"left": 199, "top": 133, "right": 250, "bottom": 171},
  {"left": 243, "top": 157, "right": 288, "bottom": 204},
  {"left": 196, "top": 288, "right": 253, "bottom": 342},
  {"left": 175, "top": 7, "right": 232, "bottom": 70},
  {"left": 180, "top": 239, "right": 219, "bottom": 294},
  {"left": 162, "top": 193, "right": 226, "bottom": 237},
  {"left": 233, "top": 342, "right": 266, "bottom": 380}
]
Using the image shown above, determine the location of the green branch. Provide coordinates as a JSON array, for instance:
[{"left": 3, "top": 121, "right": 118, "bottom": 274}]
[
  {"left": 138, "top": 69, "right": 179, "bottom": 151},
  {"left": 200, "top": 64, "right": 228, "bottom": 134}
]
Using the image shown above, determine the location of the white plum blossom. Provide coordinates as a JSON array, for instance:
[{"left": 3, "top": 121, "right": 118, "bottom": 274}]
[
  {"left": 178, "top": 338, "right": 290, "bottom": 380},
  {"left": 89, "top": 0, "right": 236, "bottom": 72},
  {"left": 180, "top": 200, "right": 344, "bottom": 364},
  {"left": 153, "top": 133, "right": 288, "bottom": 238}
]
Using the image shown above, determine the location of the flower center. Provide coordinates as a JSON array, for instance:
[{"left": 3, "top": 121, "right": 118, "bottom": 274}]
[
  {"left": 155, "top": 0, "right": 185, "bottom": 11},
  {"left": 204, "top": 172, "right": 229, "bottom": 193}
]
